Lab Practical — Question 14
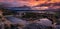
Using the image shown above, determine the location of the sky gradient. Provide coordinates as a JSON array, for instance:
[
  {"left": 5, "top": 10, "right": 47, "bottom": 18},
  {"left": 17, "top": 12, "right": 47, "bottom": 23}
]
[
  {"left": 0, "top": 0, "right": 60, "bottom": 7},
  {"left": 0, "top": 0, "right": 60, "bottom": 10}
]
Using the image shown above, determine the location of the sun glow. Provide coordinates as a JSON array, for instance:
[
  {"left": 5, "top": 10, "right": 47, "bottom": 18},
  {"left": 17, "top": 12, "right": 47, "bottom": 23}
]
[
  {"left": 27, "top": 0, "right": 60, "bottom": 6},
  {"left": 0, "top": 0, "right": 60, "bottom": 6}
]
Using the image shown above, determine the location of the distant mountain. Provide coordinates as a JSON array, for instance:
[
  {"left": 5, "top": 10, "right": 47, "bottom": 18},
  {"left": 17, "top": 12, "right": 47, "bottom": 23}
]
[{"left": 3, "top": 5, "right": 31, "bottom": 11}]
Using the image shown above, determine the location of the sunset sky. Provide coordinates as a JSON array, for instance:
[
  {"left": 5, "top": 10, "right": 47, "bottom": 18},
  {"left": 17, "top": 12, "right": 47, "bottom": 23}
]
[
  {"left": 0, "top": 0, "right": 60, "bottom": 11},
  {"left": 0, "top": 0, "right": 60, "bottom": 7}
]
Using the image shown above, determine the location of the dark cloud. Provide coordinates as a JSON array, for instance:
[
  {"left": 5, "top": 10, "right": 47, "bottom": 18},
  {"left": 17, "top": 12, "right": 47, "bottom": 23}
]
[
  {"left": 0, "top": 2, "right": 12, "bottom": 8},
  {"left": 36, "top": 2, "right": 60, "bottom": 7},
  {"left": 53, "top": 3, "right": 60, "bottom": 6}
]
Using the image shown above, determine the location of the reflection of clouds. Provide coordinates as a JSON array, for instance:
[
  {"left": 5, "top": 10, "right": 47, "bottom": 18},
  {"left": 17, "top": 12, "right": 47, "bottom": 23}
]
[
  {"left": 6, "top": 16, "right": 27, "bottom": 25},
  {"left": 36, "top": 18, "right": 52, "bottom": 26}
]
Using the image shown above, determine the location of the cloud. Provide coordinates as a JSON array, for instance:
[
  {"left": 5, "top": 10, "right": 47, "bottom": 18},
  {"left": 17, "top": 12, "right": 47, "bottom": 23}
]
[
  {"left": 0, "top": 0, "right": 60, "bottom": 7},
  {"left": 0, "top": 0, "right": 29, "bottom": 7}
]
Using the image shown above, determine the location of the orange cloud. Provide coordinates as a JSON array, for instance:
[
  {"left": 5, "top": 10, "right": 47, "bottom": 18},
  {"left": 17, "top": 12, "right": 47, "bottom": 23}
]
[
  {"left": 23, "top": 0, "right": 60, "bottom": 6},
  {"left": 0, "top": 0, "right": 60, "bottom": 7}
]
